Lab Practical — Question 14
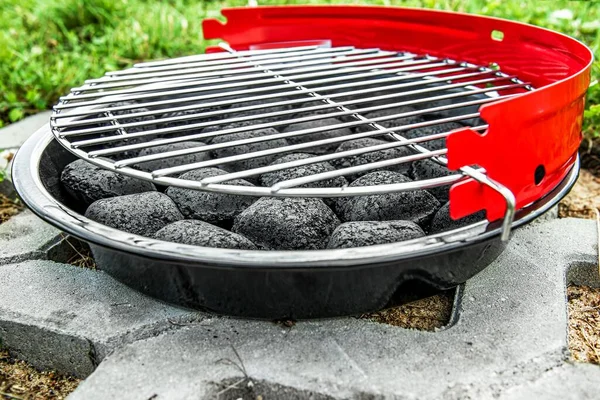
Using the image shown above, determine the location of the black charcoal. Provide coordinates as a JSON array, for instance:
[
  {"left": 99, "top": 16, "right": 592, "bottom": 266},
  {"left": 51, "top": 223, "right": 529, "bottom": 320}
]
[
  {"left": 209, "top": 128, "right": 289, "bottom": 173},
  {"left": 259, "top": 153, "right": 348, "bottom": 188},
  {"left": 61, "top": 159, "right": 156, "bottom": 207},
  {"left": 85, "top": 191, "right": 183, "bottom": 237},
  {"left": 404, "top": 121, "right": 465, "bottom": 151},
  {"left": 232, "top": 197, "right": 340, "bottom": 250},
  {"left": 336, "top": 171, "right": 440, "bottom": 226},
  {"left": 108, "top": 101, "right": 156, "bottom": 133},
  {"left": 201, "top": 120, "right": 261, "bottom": 141},
  {"left": 165, "top": 167, "right": 257, "bottom": 227},
  {"left": 135, "top": 141, "right": 210, "bottom": 173},
  {"left": 409, "top": 159, "right": 454, "bottom": 203},
  {"left": 155, "top": 220, "right": 257, "bottom": 250},
  {"left": 330, "top": 138, "right": 413, "bottom": 180},
  {"left": 282, "top": 118, "right": 352, "bottom": 155},
  {"left": 430, "top": 202, "right": 486, "bottom": 234},
  {"left": 327, "top": 220, "right": 425, "bottom": 249}
]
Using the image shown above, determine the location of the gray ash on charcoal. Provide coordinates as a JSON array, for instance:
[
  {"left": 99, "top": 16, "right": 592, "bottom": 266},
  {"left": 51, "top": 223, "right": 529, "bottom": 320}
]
[
  {"left": 61, "top": 159, "right": 156, "bottom": 207},
  {"left": 209, "top": 128, "right": 289, "bottom": 175},
  {"left": 330, "top": 138, "right": 413, "bottom": 180},
  {"left": 430, "top": 202, "right": 486, "bottom": 234},
  {"left": 165, "top": 167, "right": 257, "bottom": 228},
  {"left": 336, "top": 170, "right": 440, "bottom": 227},
  {"left": 282, "top": 118, "right": 352, "bottom": 155},
  {"left": 155, "top": 220, "right": 257, "bottom": 250},
  {"left": 327, "top": 220, "right": 425, "bottom": 249},
  {"left": 404, "top": 121, "right": 465, "bottom": 151},
  {"left": 135, "top": 141, "right": 210, "bottom": 173},
  {"left": 409, "top": 159, "right": 454, "bottom": 203},
  {"left": 232, "top": 197, "right": 340, "bottom": 250},
  {"left": 85, "top": 191, "right": 183, "bottom": 237}
]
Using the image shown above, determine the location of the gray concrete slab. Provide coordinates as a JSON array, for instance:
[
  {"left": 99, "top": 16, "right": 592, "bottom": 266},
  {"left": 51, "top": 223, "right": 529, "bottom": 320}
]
[
  {"left": 0, "top": 112, "right": 51, "bottom": 149},
  {"left": 0, "top": 210, "right": 62, "bottom": 264},
  {"left": 66, "top": 218, "right": 600, "bottom": 399},
  {"left": 0, "top": 259, "right": 203, "bottom": 377}
]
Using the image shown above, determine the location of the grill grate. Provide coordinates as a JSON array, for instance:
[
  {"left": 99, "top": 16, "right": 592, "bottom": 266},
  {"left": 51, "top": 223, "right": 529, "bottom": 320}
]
[{"left": 50, "top": 44, "right": 532, "bottom": 199}]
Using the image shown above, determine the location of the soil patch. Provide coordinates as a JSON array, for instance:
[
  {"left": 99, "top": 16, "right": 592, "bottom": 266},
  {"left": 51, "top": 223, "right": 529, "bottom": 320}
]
[
  {"left": 361, "top": 291, "right": 454, "bottom": 331},
  {"left": 0, "top": 350, "right": 80, "bottom": 400},
  {"left": 0, "top": 193, "right": 22, "bottom": 225},
  {"left": 558, "top": 169, "right": 600, "bottom": 219},
  {"left": 568, "top": 285, "right": 600, "bottom": 364}
]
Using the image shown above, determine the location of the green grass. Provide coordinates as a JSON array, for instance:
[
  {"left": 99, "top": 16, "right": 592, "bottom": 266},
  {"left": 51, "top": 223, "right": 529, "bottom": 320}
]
[{"left": 0, "top": 0, "right": 598, "bottom": 137}]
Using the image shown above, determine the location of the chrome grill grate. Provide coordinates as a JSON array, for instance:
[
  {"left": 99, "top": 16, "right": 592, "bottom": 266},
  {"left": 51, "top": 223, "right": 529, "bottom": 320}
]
[{"left": 50, "top": 44, "right": 532, "bottom": 198}]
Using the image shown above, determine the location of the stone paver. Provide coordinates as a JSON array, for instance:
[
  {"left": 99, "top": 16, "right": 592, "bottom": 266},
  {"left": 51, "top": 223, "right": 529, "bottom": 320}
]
[
  {"left": 0, "top": 210, "right": 62, "bottom": 264},
  {"left": 0, "top": 111, "right": 51, "bottom": 149},
  {"left": 0, "top": 259, "right": 203, "bottom": 377},
  {"left": 64, "top": 218, "right": 599, "bottom": 399}
]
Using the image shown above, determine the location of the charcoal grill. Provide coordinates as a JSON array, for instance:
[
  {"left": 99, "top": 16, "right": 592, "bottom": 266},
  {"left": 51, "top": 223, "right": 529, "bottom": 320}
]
[{"left": 12, "top": 6, "right": 593, "bottom": 318}]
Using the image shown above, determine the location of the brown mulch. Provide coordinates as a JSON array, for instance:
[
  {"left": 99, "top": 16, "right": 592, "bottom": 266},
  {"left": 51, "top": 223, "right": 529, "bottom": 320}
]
[
  {"left": 558, "top": 169, "right": 600, "bottom": 219},
  {"left": 361, "top": 292, "right": 454, "bottom": 331},
  {"left": 0, "top": 193, "right": 22, "bottom": 225},
  {"left": 568, "top": 285, "right": 600, "bottom": 364},
  {"left": 0, "top": 351, "right": 80, "bottom": 400}
]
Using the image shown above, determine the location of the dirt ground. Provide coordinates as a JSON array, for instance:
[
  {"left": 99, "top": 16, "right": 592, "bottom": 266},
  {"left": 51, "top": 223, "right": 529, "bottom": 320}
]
[
  {"left": 0, "top": 193, "right": 22, "bottom": 225},
  {"left": 0, "top": 351, "right": 80, "bottom": 400}
]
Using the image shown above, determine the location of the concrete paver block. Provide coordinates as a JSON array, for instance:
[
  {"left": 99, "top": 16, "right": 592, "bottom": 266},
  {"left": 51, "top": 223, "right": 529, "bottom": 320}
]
[
  {"left": 0, "top": 259, "right": 203, "bottom": 377},
  {"left": 0, "top": 210, "right": 62, "bottom": 264}
]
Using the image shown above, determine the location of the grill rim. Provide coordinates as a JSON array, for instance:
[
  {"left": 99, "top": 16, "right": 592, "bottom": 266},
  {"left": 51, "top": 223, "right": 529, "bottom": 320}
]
[{"left": 13, "top": 124, "right": 577, "bottom": 269}]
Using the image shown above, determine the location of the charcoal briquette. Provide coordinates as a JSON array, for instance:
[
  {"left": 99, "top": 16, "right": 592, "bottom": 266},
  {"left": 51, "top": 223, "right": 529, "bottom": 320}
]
[
  {"left": 232, "top": 197, "right": 340, "bottom": 250},
  {"left": 85, "top": 191, "right": 184, "bottom": 237},
  {"left": 336, "top": 170, "right": 440, "bottom": 226},
  {"left": 409, "top": 159, "right": 454, "bottom": 203},
  {"left": 330, "top": 138, "right": 413, "bottom": 180},
  {"left": 154, "top": 220, "right": 257, "bottom": 250},
  {"left": 282, "top": 118, "right": 352, "bottom": 155},
  {"left": 135, "top": 141, "right": 210, "bottom": 173},
  {"left": 61, "top": 159, "right": 156, "bottom": 207},
  {"left": 209, "top": 128, "right": 289, "bottom": 173},
  {"left": 108, "top": 101, "right": 156, "bottom": 133},
  {"left": 165, "top": 167, "right": 257, "bottom": 227},
  {"left": 430, "top": 202, "right": 486, "bottom": 234},
  {"left": 259, "top": 153, "right": 347, "bottom": 189},
  {"left": 327, "top": 220, "right": 425, "bottom": 249}
]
